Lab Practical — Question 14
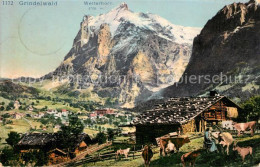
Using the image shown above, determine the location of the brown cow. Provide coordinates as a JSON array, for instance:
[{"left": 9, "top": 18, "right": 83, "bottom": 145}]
[
  {"left": 142, "top": 145, "right": 153, "bottom": 167},
  {"left": 181, "top": 149, "right": 202, "bottom": 167},
  {"left": 233, "top": 121, "right": 257, "bottom": 136},
  {"left": 233, "top": 142, "right": 253, "bottom": 162},
  {"left": 159, "top": 137, "right": 190, "bottom": 156}
]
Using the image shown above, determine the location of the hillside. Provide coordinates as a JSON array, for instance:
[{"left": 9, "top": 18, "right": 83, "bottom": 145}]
[
  {"left": 0, "top": 80, "right": 40, "bottom": 99},
  {"left": 162, "top": 0, "right": 260, "bottom": 102}
]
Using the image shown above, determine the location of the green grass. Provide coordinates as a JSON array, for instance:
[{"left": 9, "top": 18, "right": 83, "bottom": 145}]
[
  {"left": 0, "top": 118, "right": 54, "bottom": 148},
  {"left": 196, "top": 135, "right": 260, "bottom": 167},
  {"left": 0, "top": 119, "right": 31, "bottom": 149},
  {"left": 31, "top": 99, "right": 82, "bottom": 112},
  {"left": 82, "top": 134, "right": 260, "bottom": 167},
  {"left": 0, "top": 97, "right": 10, "bottom": 106},
  {"left": 83, "top": 128, "right": 99, "bottom": 137}
]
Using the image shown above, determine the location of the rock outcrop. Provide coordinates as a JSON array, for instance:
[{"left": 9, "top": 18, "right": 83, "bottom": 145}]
[
  {"left": 44, "top": 3, "right": 201, "bottom": 107},
  {"left": 163, "top": 0, "right": 260, "bottom": 101}
]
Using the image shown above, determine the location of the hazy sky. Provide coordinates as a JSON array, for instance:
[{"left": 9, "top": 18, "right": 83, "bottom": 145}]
[{"left": 0, "top": 0, "right": 248, "bottom": 78}]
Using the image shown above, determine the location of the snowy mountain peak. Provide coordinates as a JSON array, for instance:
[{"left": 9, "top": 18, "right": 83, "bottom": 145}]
[
  {"left": 118, "top": 2, "right": 129, "bottom": 10},
  {"left": 83, "top": 4, "right": 201, "bottom": 44},
  {"left": 48, "top": 4, "right": 202, "bottom": 107}
]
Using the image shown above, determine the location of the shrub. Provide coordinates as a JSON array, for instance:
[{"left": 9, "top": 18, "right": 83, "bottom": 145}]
[{"left": 95, "top": 132, "right": 107, "bottom": 144}]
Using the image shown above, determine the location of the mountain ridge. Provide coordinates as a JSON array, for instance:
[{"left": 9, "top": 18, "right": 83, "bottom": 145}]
[{"left": 42, "top": 3, "right": 201, "bottom": 108}]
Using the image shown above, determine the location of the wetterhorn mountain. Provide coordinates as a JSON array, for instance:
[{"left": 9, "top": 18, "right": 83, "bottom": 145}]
[
  {"left": 44, "top": 3, "right": 201, "bottom": 107},
  {"left": 163, "top": 0, "right": 260, "bottom": 102}
]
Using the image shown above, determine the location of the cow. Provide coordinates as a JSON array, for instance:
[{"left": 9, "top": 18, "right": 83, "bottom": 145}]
[
  {"left": 218, "top": 132, "right": 234, "bottom": 155},
  {"left": 181, "top": 149, "right": 202, "bottom": 167},
  {"left": 159, "top": 137, "right": 190, "bottom": 156},
  {"left": 233, "top": 121, "right": 257, "bottom": 136},
  {"left": 165, "top": 140, "right": 176, "bottom": 154},
  {"left": 233, "top": 142, "right": 253, "bottom": 162},
  {"left": 115, "top": 148, "right": 130, "bottom": 160},
  {"left": 142, "top": 145, "right": 153, "bottom": 167}
]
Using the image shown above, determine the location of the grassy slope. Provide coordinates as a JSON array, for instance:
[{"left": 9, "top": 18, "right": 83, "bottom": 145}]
[
  {"left": 83, "top": 128, "right": 99, "bottom": 137},
  {"left": 0, "top": 97, "right": 10, "bottom": 105},
  {"left": 82, "top": 134, "right": 260, "bottom": 167},
  {"left": 31, "top": 99, "right": 83, "bottom": 112},
  {"left": 0, "top": 119, "right": 31, "bottom": 149},
  {"left": 0, "top": 118, "right": 100, "bottom": 148}
]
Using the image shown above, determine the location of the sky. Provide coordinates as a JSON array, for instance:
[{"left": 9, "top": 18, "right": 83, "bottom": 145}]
[{"left": 0, "top": 0, "right": 248, "bottom": 78}]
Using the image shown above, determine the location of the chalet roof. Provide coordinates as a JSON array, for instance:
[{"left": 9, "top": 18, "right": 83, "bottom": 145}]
[
  {"left": 17, "top": 133, "right": 58, "bottom": 146},
  {"left": 132, "top": 96, "right": 231, "bottom": 125},
  {"left": 17, "top": 133, "right": 91, "bottom": 149}
]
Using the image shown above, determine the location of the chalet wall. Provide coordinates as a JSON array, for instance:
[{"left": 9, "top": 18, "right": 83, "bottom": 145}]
[
  {"left": 136, "top": 124, "right": 180, "bottom": 144},
  {"left": 182, "top": 120, "right": 196, "bottom": 133}
]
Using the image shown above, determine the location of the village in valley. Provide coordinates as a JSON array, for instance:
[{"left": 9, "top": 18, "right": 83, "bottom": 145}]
[{"left": 0, "top": 85, "right": 259, "bottom": 166}]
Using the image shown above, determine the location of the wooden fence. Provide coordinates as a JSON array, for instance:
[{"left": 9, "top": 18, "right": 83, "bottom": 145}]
[
  {"left": 52, "top": 142, "right": 112, "bottom": 167},
  {"left": 68, "top": 146, "right": 160, "bottom": 166}
]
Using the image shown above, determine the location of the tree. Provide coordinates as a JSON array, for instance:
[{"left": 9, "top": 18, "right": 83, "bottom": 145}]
[
  {"left": 6, "top": 105, "right": 11, "bottom": 111},
  {"left": 241, "top": 96, "right": 260, "bottom": 121},
  {"left": 58, "top": 115, "right": 84, "bottom": 155},
  {"left": 0, "top": 106, "right": 5, "bottom": 111},
  {"left": 5, "top": 131, "right": 21, "bottom": 148},
  {"left": 109, "top": 117, "right": 113, "bottom": 125},
  {"left": 8, "top": 102, "right": 14, "bottom": 108},
  {"left": 46, "top": 96, "right": 51, "bottom": 101},
  {"left": 0, "top": 147, "right": 19, "bottom": 166},
  {"left": 2, "top": 113, "right": 10, "bottom": 118},
  {"left": 84, "top": 118, "right": 92, "bottom": 125},
  {"left": 95, "top": 132, "right": 107, "bottom": 144},
  {"left": 21, "top": 150, "right": 48, "bottom": 166},
  {"left": 41, "top": 106, "right": 48, "bottom": 111},
  {"left": 107, "top": 128, "right": 114, "bottom": 141},
  {"left": 114, "top": 121, "right": 119, "bottom": 126}
]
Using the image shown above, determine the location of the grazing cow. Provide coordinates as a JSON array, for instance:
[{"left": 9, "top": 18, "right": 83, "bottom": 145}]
[
  {"left": 142, "top": 145, "right": 153, "bottom": 167},
  {"left": 165, "top": 140, "right": 176, "bottom": 154},
  {"left": 115, "top": 148, "right": 130, "bottom": 160},
  {"left": 218, "top": 132, "right": 234, "bottom": 155},
  {"left": 181, "top": 150, "right": 202, "bottom": 167},
  {"left": 159, "top": 137, "right": 190, "bottom": 156},
  {"left": 233, "top": 142, "right": 253, "bottom": 162},
  {"left": 233, "top": 121, "right": 257, "bottom": 136}
]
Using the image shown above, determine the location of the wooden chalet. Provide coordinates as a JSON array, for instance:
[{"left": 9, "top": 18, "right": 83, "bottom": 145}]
[
  {"left": 132, "top": 95, "right": 240, "bottom": 144},
  {"left": 16, "top": 133, "right": 92, "bottom": 165}
]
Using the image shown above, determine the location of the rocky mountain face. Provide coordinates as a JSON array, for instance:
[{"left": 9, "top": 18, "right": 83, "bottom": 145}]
[
  {"left": 44, "top": 3, "right": 200, "bottom": 108},
  {"left": 163, "top": 0, "right": 260, "bottom": 102}
]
